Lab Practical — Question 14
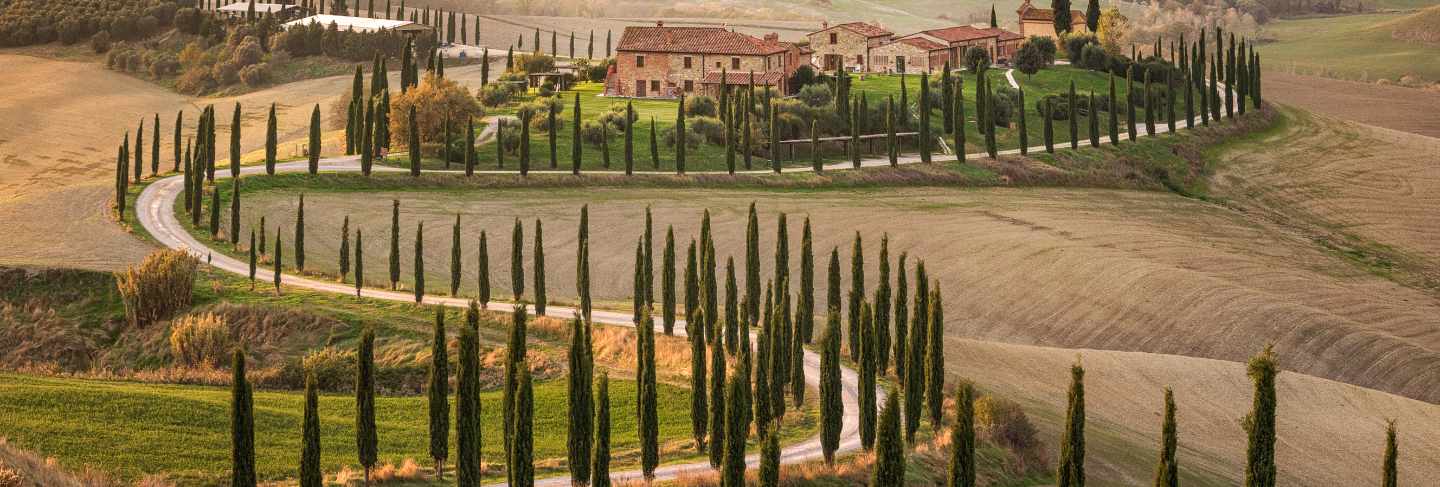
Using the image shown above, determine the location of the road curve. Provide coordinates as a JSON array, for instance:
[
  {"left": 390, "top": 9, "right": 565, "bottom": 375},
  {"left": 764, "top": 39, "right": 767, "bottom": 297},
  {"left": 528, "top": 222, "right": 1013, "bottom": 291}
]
[{"left": 136, "top": 159, "right": 880, "bottom": 486}]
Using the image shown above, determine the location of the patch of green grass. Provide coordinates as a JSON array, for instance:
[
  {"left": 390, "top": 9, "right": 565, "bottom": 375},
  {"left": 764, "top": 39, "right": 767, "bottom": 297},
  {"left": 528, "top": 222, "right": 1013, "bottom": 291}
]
[
  {"left": 1257, "top": 12, "right": 1440, "bottom": 82},
  {"left": 0, "top": 372, "right": 689, "bottom": 485}
]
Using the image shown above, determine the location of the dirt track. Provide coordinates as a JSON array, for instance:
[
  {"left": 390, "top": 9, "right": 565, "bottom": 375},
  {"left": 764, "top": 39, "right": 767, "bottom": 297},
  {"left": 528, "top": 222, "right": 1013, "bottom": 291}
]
[{"left": 1261, "top": 71, "right": 1440, "bottom": 138}]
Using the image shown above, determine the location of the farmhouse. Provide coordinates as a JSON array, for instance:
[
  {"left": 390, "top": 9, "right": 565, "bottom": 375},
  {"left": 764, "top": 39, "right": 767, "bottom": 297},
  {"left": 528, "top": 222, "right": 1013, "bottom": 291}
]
[
  {"left": 282, "top": 14, "right": 433, "bottom": 34},
  {"left": 873, "top": 25, "right": 1025, "bottom": 71},
  {"left": 607, "top": 22, "right": 805, "bottom": 98},
  {"left": 1016, "top": 0, "right": 1087, "bottom": 39},
  {"left": 986, "top": 27, "right": 1025, "bottom": 63},
  {"left": 806, "top": 21, "right": 894, "bottom": 73},
  {"left": 869, "top": 36, "right": 947, "bottom": 73}
]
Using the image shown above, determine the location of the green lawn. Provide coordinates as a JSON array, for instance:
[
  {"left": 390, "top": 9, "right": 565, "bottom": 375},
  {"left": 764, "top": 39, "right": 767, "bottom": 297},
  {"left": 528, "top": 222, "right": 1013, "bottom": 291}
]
[
  {"left": 1257, "top": 12, "right": 1440, "bottom": 82},
  {"left": 0, "top": 372, "right": 689, "bottom": 485}
]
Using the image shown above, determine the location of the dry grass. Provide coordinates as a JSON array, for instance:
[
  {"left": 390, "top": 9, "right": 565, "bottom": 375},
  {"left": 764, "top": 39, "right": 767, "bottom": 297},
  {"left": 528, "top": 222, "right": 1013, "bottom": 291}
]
[
  {"left": 0, "top": 301, "right": 104, "bottom": 371},
  {"left": 0, "top": 438, "right": 118, "bottom": 487},
  {"left": 114, "top": 249, "right": 198, "bottom": 327},
  {"left": 167, "top": 312, "right": 229, "bottom": 368}
]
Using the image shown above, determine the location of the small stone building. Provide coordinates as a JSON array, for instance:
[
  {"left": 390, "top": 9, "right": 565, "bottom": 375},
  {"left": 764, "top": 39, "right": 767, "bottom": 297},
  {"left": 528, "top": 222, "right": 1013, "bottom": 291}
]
[
  {"left": 607, "top": 22, "right": 804, "bottom": 98},
  {"left": 869, "top": 36, "right": 947, "bottom": 74},
  {"left": 1016, "top": 0, "right": 1087, "bottom": 39},
  {"left": 806, "top": 21, "right": 894, "bottom": 73}
]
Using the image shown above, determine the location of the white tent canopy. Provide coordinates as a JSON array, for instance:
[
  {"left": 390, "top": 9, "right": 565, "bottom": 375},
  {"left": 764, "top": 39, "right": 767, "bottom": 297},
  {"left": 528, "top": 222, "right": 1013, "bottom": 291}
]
[
  {"left": 282, "top": 14, "right": 430, "bottom": 33},
  {"left": 217, "top": 2, "right": 298, "bottom": 14}
]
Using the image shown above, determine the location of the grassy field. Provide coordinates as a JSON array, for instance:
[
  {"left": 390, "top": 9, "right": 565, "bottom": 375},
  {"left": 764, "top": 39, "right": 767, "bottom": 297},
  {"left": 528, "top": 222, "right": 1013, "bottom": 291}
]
[
  {"left": 1257, "top": 11, "right": 1440, "bottom": 82},
  {"left": 0, "top": 372, "right": 691, "bottom": 484}
]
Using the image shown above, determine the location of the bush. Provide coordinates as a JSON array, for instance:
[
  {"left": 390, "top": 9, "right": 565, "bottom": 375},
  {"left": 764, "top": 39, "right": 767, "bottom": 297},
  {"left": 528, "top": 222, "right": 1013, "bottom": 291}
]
[
  {"left": 1013, "top": 41, "right": 1046, "bottom": 77},
  {"left": 516, "top": 53, "right": 555, "bottom": 74},
  {"left": 1026, "top": 35, "right": 1057, "bottom": 65},
  {"left": 238, "top": 62, "right": 269, "bottom": 86},
  {"left": 596, "top": 103, "right": 637, "bottom": 132},
  {"left": 787, "top": 65, "right": 817, "bottom": 93},
  {"left": 685, "top": 95, "right": 718, "bottom": 118},
  {"left": 90, "top": 30, "right": 112, "bottom": 53},
  {"left": 1061, "top": 32, "right": 1098, "bottom": 62},
  {"left": 963, "top": 46, "right": 991, "bottom": 72},
  {"left": 687, "top": 116, "right": 725, "bottom": 145},
  {"left": 302, "top": 347, "right": 357, "bottom": 392},
  {"left": 975, "top": 395, "right": 1041, "bottom": 453},
  {"left": 169, "top": 312, "right": 231, "bottom": 368},
  {"left": 477, "top": 82, "right": 521, "bottom": 107},
  {"left": 515, "top": 96, "right": 563, "bottom": 123},
  {"left": 175, "top": 64, "right": 216, "bottom": 95},
  {"left": 662, "top": 125, "right": 704, "bottom": 148},
  {"left": 1079, "top": 43, "right": 1109, "bottom": 71},
  {"left": 390, "top": 74, "right": 486, "bottom": 145},
  {"left": 115, "top": 249, "right": 198, "bottom": 327},
  {"left": 1037, "top": 94, "right": 1090, "bottom": 120},
  {"left": 797, "top": 83, "right": 832, "bottom": 108},
  {"left": 579, "top": 119, "right": 607, "bottom": 146},
  {"left": 989, "top": 86, "right": 1017, "bottom": 127}
]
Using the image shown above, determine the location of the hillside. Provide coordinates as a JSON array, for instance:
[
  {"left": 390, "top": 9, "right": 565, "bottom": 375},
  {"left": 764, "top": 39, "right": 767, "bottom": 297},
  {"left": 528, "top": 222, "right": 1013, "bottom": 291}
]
[{"left": 1379, "top": 4, "right": 1440, "bottom": 43}]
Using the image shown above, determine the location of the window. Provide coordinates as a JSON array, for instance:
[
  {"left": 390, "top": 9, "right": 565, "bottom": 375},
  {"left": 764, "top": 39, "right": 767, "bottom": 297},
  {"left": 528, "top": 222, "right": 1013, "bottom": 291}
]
[
  {"left": 651, "top": 80, "right": 660, "bottom": 92},
  {"left": 731, "top": 57, "right": 740, "bottom": 70},
  {"left": 684, "top": 80, "right": 694, "bottom": 92},
  {"left": 856, "top": 54, "right": 864, "bottom": 65},
  {"left": 683, "top": 56, "right": 692, "bottom": 69},
  {"left": 636, "top": 55, "right": 645, "bottom": 67},
  {"left": 829, "top": 33, "right": 837, "bottom": 44},
  {"left": 636, "top": 80, "right": 647, "bottom": 96}
]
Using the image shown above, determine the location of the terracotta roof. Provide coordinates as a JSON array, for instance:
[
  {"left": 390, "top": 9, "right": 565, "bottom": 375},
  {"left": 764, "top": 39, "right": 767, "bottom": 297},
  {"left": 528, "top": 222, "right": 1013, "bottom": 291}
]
[
  {"left": 812, "top": 21, "right": 892, "bottom": 38},
  {"left": 983, "top": 28, "right": 1025, "bottom": 41},
  {"left": 921, "top": 25, "right": 1000, "bottom": 43},
  {"left": 891, "top": 36, "right": 947, "bottom": 51},
  {"left": 699, "top": 71, "right": 785, "bottom": 86},
  {"left": 1018, "top": 5, "right": 1086, "bottom": 23},
  {"left": 616, "top": 26, "right": 787, "bottom": 55}
]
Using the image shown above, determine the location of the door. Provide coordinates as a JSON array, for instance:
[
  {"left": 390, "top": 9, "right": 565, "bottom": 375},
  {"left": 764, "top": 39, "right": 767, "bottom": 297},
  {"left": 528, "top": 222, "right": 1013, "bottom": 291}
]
[{"left": 635, "top": 80, "right": 646, "bottom": 97}]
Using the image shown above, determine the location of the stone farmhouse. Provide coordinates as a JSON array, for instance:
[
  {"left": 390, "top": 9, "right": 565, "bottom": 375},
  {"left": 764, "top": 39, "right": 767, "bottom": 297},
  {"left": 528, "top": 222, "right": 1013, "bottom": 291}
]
[
  {"left": 606, "top": 22, "right": 808, "bottom": 98},
  {"left": 867, "top": 25, "right": 1026, "bottom": 73},
  {"left": 1016, "top": 0, "right": 1088, "bottom": 38},
  {"left": 805, "top": 21, "right": 895, "bottom": 73}
]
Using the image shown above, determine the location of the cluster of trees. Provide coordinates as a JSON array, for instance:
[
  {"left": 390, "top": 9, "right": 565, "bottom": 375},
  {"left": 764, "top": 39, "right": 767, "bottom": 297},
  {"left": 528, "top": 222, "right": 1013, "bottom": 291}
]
[{"left": 0, "top": 0, "right": 177, "bottom": 47}]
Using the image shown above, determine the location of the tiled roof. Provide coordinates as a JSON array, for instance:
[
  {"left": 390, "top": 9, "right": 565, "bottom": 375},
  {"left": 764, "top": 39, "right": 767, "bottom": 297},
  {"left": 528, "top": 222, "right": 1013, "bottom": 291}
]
[
  {"left": 984, "top": 28, "right": 1025, "bottom": 41},
  {"left": 921, "top": 25, "right": 1000, "bottom": 43},
  {"left": 1018, "top": 6, "right": 1086, "bottom": 23},
  {"left": 616, "top": 26, "right": 787, "bottom": 55},
  {"left": 891, "top": 36, "right": 947, "bottom": 51},
  {"left": 699, "top": 71, "right": 786, "bottom": 85},
  {"left": 833, "top": 21, "right": 893, "bottom": 38}
]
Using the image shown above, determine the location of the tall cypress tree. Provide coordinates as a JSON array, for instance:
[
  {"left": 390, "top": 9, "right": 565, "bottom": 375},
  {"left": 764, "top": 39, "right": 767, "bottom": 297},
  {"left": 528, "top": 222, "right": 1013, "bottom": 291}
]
[
  {"left": 409, "top": 105, "right": 421, "bottom": 176},
  {"left": 533, "top": 219, "right": 546, "bottom": 315},
  {"left": 663, "top": 227, "right": 677, "bottom": 335},
  {"left": 949, "top": 382, "right": 976, "bottom": 487},
  {"left": 1381, "top": 419, "right": 1397, "bottom": 487},
  {"left": 1127, "top": 66, "right": 1138, "bottom": 141},
  {"left": 273, "top": 228, "right": 282, "bottom": 294},
  {"left": 294, "top": 193, "right": 307, "bottom": 272},
  {"left": 1018, "top": 87, "right": 1029, "bottom": 155},
  {"left": 873, "top": 388, "right": 905, "bottom": 486},
  {"left": 503, "top": 304, "right": 529, "bottom": 486},
  {"left": 920, "top": 72, "right": 932, "bottom": 162},
  {"left": 676, "top": 95, "right": 687, "bottom": 174},
  {"left": 230, "top": 349, "right": 256, "bottom": 487},
  {"left": 299, "top": 373, "right": 321, "bottom": 487},
  {"left": 511, "top": 218, "right": 524, "bottom": 300},
  {"left": 1089, "top": 92, "right": 1101, "bottom": 147},
  {"left": 639, "top": 306, "right": 659, "bottom": 480},
  {"left": 1043, "top": 98, "right": 1055, "bottom": 153},
  {"left": 708, "top": 320, "right": 726, "bottom": 468},
  {"left": 874, "top": 235, "right": 891, "bottom": 373},
  {"left": 248, "top": 229, "right": 257, "bottom": 287},
  {"left": 954, "top": 79, "right": 966, "bottom": 162},
  {"left": 209, "top": 187, "right": 221, "bottom": 238},
  {"left": 465, "top": 117, "right": 476, "bottom": 176},
  {"left": 520, "top": 111, "right": 531, "bottom": 176},
  {"left": 684, "top": 239, "right": 699, "bottom": 337},
  {"left": 754, "top": 300, "right": 772, "bottom": 439},
  {"left": 744, "top": 203, "right": 761, "bottom": 328},
  {"left": 309, "top": 105, "right": 321, "bottom": 174},
  {"left": 1244, "top": 345, "right": 1278, "bottom": 487},
  {"left": 1056, "top": 360, "right": 1086, "bottom": 487},
  {"left": 847, "top": 233, "right": 864, "bottom": 359},
  {"left": 428, "top": 309, "right": 450, "bottom": 478},
  {"left": 174, "top": 110, "right": 183, "bottom": 173},
  {"left": 356, "top": 328, "right": 379, "bottom": 484},
  {"left": 354, "top": 229, "right": 364, "bottom": 296},
  {"left": 859, "top": 301, "right": 877, "bottom": 450},
  {"left": 389, "top": 200, "right": 400, "bottom": 289},
  {"left": 455, "top": 319, "right": 482, "bottom": 487},
  {"left": 591, "top": 373, "right": 611, "bottom": 487},
  {"left": 725, "top": 258, "right": 739, "bottom": 354},
  {"left": 722, "top": 374, "right": 749, "bottom": 487},
  {"left": 819, "top": 309, "right": 843, "bottom": 465},
  {"left": 690, "top": 308, "right": 709, "bottom": 451},
  {"left": 1154, "top": 387, "right": 1178, "bottom": 487},
  {"left": 511, "top": 367, "right": 535, "bottom": 487},
  {"left": 1069, "top": 80, "right": 1079, "bottom": 149},
  {"left": 230, "top": 103, "right": 241, "bottom": 178},
  {"left": 339, "top": 217, "right": 351, "bottom": 281},
  {"left": 1108, "top": 75, "right": 1120, "bottom": 145},
  {"left": 229, "top": 178, "right": 241, "bottom": 246},
  {"left": 478, "top": 231, "right": 490, "bottom": 308},
  {"left": 926, "top": 287, "right": 946, "bottom": 425},
  {"left": 414, "top": 221, "right": 425, "bottom": 303},
  {"left": 450, "top": 215, "right": 462, "bottom": 295},
  {"left": 625, "top": 102, "right": 635, "bottom": 175},
  {"left": 905, "top": 264, "right": 929, "bottom": 442},
  {"left": 567, "top": 315, "right": 593, "bottom": 483},
  {"left": 579, "top": 206, "right": 593, "bottom": 323},
  {"left": 798, "top": 218, "right": 815, "bottom": 344},
  {"left": 893, "top": 253, "right": 909, "bottom": 381},
  {"left": 572, "top": 94, "right": 583, "bottom": 174}
]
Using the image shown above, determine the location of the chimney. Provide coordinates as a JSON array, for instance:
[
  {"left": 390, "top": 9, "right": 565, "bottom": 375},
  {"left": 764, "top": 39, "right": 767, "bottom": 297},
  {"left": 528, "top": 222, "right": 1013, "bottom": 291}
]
[
  {"left": 821, "top": 21, "right": 829, "bottom": 30},
  {"left": 656, "top": 20, "right": 664, "bottom": 27},
  {"left": 764, "top": 33, "right": 779, "bottom": 43}
]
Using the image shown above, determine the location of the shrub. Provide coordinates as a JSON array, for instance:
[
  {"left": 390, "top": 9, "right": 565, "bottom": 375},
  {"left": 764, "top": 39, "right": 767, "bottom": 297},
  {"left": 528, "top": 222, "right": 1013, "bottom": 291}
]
[
  {"left": 0, "top": 466, "right": 21, "bottom": 487},
  {"left": 685, "top": 95, "right": 718, "bottom": 118},
  {"left": 975, "top": 395, "right": 1040, "bottom": 453},
  {"left": 229, "top": 36, "right": 264, "bottom": 66},
  {"left": 175, "top": 64, "right": 216, "bottom": 95},
  {"left": 797, "top": 83, "right": 832, "bottom": 108},
  {"left": 596, "top": 103, "right": 637, "bottom": 131},
  {"left": 579, "top": 119, "right": 607, "bottom": 146},
  {"left": 989, "top": 86, "right": 1017, "bottom": 127},
  {"left": 115, "top": 249, "right": 198, "bottom": 327},
  {"left": 1026, "top": 35, "right": 1057, "bottom": 65},
  {"left": 687, "top": 116, "right": 725, "bottom": 145},
  {"left": 303, "top": 346, "right": 358, "bottom": 392},
  {"left": 477, "top": 82, "right": 520, "bottom": 107},
  {"left": 1061, "top": 32, "right": 1098, "bottom": 61},
  {"left": 90, "top": 30, "right": 112, "bottom": 53},
  {"left": 1013, "top": 41, "right": 1045, "bottom": 77},
  {"left": 515, "top": 96, "right": 563, "bottom": 123},
  {"left": 962, "top": 46, "right": 991, "bottom": 71},
  {"left": 662, "top": 125, "right": 704, "bottom": 148},
  {"left": 238, "top": 62, "right": 269, "bottom": 86},
  {"left": 788, "top": 65, "right": 817, "bottom": 92},
  {"left": 169, "top": 312, "right": 231, "bottom": 368},
  {"left": 1079, "top": 44, "right": 1109, "bottom": 71},
  {"left": 516, "top": 53, "right": 556, "bottom": 74},
  {"left": 391, "top": 74, "right": 485, "bottom": 145}
]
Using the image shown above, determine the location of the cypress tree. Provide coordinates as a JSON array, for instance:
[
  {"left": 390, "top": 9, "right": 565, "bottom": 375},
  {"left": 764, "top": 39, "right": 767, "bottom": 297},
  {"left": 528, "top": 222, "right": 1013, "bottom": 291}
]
[
  {"left": 1043, "top": 97, "right": 1056, "bottom": 153},
  {"left": 264, "top": 103, "right": 277, "bottom": 175},
  {"left": 893, "top": 253, "right": 909, "bottom": 381},
  {"left": 386, "top": 199, "right": 400, "bottom": 289},
  {"left": 859, "top": 301, "right": 877, "bottom": 450},
  {"left": 873, "top": 389, "right": 904, "bottom": 486},
  {"left": 408, "top": 105, "right": 421, "bottom": 176},
  {"left": 798, "top": 218, "right": 815, "bottom": 344},
  {"left": 810, "top": 120, "right": 821, "bottom": 172},
  {"left": 1144, "top": 71, "right": 1156, "bottom": 136},
  {"left": 690, "top": 307, "right": 709, "bottom": 451},
  {"left": 1127, "top": 66, "right": 1139, "bottom": 141},
  {"left": 873, "top": 235, "right": 891, "bottom": 373},
  {"left": 229, "top": 179, "right": 241, "bottom": 246},
  {"left": 1056, "top": 360, "right": 1086, "bottom": 487},
  {"left": 511, "top": 219, "right": 524, "bottom": 300},
  {"left": 413, "top": 221, "right": 425, "bottom": 303},
  {"left": 708, "top": 319, "right": 726, "bottom": 468},
  {"left": 639, "top": 306, "right": 659, "bottom": 480},
  {"left": 354, "top": 229, "right": 364, "bottom": 296},
  {"left": 684, "top": 239, "right": 699, "bottom": 337},
  {"left": 769, "top": 97, "right": 780, "bottom": 173},
  {"left": 599, "top": 122, "right": 609, "bottom": 170},
  {"left": 309, "top": 105, "right": 321, "bottom": 174},
  {"left": 725, "top": 257, "right": 739, "bottom": 353},
  {"left": 954, "top": 79, "right": 966, "bottom": 162},
  {"left": 745, "top": 203, "right": 761, "bottom": 327},
  {"left": 533, "top": 220, "right": 546, "bottom": 315},
  {"left": 455, "top": 315, "right": 482, "bottom": 487},
  {"left": 478, "top": 231, "right": 490, "bottom": 308},
  {"left": 361, "top": 100, "right": 374, "bottom": 174},
  {"left": 151, "top": 113, "right": 159, "bottom": 176},
  {"left": 567, "top": 316, "right": 593, "bottom": 483},
  {"left": 591, "top": 372, "right": 611, "bottom": 487},
  {"left": 1154, "top": 387, "right": 1177, "bottom": 487},
  {"left": 722, "top": 374, "right": 750, "bottom": 487},
  {"left": 942, "top": 64, "right": 954, "bottom": 133},
  {"left": 299, "top": 373, "right": 321, "bottom": 487},
  {"left": 633, "top": 241, "right": 645, "bottom": 325},
  {"left": 135, "top": 119, "right": 144, "bottom": 182},
  {"left": 644, "top": 208, "right": 655, "bottom": 308},
  {"left": 579, "top": 206, "right": 593, "bottom": 323},
  {"left": 754, "top": 304, "right": 772, "bottom": 438},
  {"left": 650, "top": 117, "right": 661, "bottom": 169},
  {"left": 663, "top": 227, "right": 676, "bottom": 335},
  {"left": 676, "top": 95, "right": 686, "bottom": 174},
  {"left": 702, "top": 215, "right": 718, "bottom": 344},
  {"left": 230, "top": 349, "right": 257, "bottom": 487},
  {"left": 1089, "top": 92, "right": 1100, "bottom": 147},
  {"left": 1382, "top": 419, "right": 1397, "bottom": 487},
  {"left": 1244, "top": 345, "right": 1278, "bottom": 487},
  {"left": 1018, "top": 87, "right": 1029, "bottom": 155},
  {"left": 448, "top": 215, "right": 462, "bottom": 295},
  {"left": 819, "top": 309, "right": 843, "bottom": 465},
  {"left": 503, "top": 304, "right": 529, "bottom": 486},
  {"left": 273, "top": 228, "right": 282, "bottom": 294},
  {"left": 465, "top": 117, "right": 476, "bottom": 176},
  {"left": 174, "top": 110, "right": 183, "bottom": 173},
  {"left": 572, "top": 94, "right": 583, "bottom": 174},
  {"left": 850, "top": 100, "right": 861, "bottom": 168},
  {"left": 511, "top": 367, "right": 535, "bottom": 487},
  {"left": 520, "top": 111, "right": 531, "bottom": 176},
  {"left": 949, "top": 382, "right": 976, "bottom": 487},
  {"left": 1108, "top": 75, "right": 1120, "bottom": 145},
  {"left": 356, "top": 328, "right": 379, "bottom": 485},
  {"left": 338, "top": 216, "right": 351, "bottom": 281},
  {"left": 848, "top": 233, "right": 864, "bottom": 360},
  {"left": 926, "top": 287, "right": 945, "bottom": 425},
  {"left": 230, "top": 103, "right": 241, "bottom": 178},
  {"left": 248, "top": 229, "right": 257, "bottom": 287},
  {"left": 920, "top": 72, "right": 932, "bottom": 163},
  {"left": 905, "top": 263, "right": 929, "bottom": 442},
  {"left": 1184, "top": 73, "right": 1195, "bottom": 128},
  {"left": 887, "top": 96, "right": 898, "bottom": 165},
  {"left": 294, "top": 194, "right": 306, "bottom": 271},
  {"left": 428, "top": 309, "right": 450, "bottom": 478},
  {"left": 1069, "top": 80, "right": 1079, "bottom": 149}
]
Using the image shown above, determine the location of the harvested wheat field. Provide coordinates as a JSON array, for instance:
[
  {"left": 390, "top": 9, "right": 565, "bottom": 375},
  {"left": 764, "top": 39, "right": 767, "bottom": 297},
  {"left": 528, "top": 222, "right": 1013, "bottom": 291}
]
[{"left": 1260, "top": 72, "right": 1440, "bottom": 138}]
